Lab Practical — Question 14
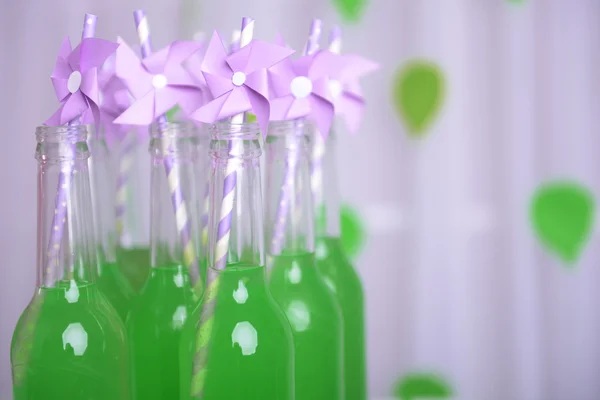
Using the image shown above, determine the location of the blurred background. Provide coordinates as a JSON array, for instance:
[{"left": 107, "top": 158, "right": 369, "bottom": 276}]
[{"left": 2, "top": 0, "right": 600, "bottom": 399}]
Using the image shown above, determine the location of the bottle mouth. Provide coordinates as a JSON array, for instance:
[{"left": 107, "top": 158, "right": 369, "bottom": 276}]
[
  {"left": 150, "top": 120, "right": 198, "bottom": 139},
  {"left": 35, "top": 125, "right": 88, "bottom": 143},
  {"left": 267, "top": 119, "right": 314, "bottom": 138},
  {"left": 210, "top": 121, "right": 261, "bottom": 140}
]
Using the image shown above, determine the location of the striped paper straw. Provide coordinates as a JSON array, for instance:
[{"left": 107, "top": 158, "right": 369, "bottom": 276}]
[
  {"left": 190, "top": 16, "right": 254, "bottom": 399},
  {"left": 270, "top": 19, "right": 322, "bottom": 255},
  {"left": 133, "top": 10, "right": 200, "bottom": 289},
  {"left": 310, "top": 25, "right": 341, "bottom": 234},
  {"left": 44, "top": 13, "right": 97, "bottom": 285},
  {"left": 199, "top": 30, "right": 241, "bottom": 251},
  {"left": 115, "top": 132, "right": 137, "bottom": 239}
]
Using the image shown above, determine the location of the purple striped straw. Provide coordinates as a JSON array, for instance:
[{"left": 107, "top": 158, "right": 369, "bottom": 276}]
[
  {"left": 44, "top": 13, "right": 97, "bottom": 286},
  {"left": 199, "top": 30, "right": 241, "bottom": 251},
  {"left": 115, "top": 132, "right": 137, "bottom": 240},
  {"left": 190, "top": 17, "right": 254, "bottom": 398},
  {"left": 269, "top": 19, "right": 322, "bottom": 255},
  {"left": 133, "top": 10, "right": 200, "bottom": 288},
  {"left": 214, "top": 17, "right": 254, "bottom": 270}
]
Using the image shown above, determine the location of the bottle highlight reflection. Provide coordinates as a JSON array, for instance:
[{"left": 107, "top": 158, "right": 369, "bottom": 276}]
[
  {"left": 127, "top": 121, "right": 202, "bottom": 399},
  {"left": 266, "top": 120, "right": 344, "bottom": 400},
  {"left": 11, "top": 125, "right": 130, "bottom": 399},
  {"left": 179, "top": 121, "right": 295, "bottom": 400}
]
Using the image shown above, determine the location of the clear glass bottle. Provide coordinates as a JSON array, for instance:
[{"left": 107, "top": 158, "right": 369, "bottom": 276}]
[
  {"left": 127, "top": 121, "right": 202, "bottom": 399},
  {"left": 312, "top": 128, "right": 367, "bottom": 400},
  {"left": 10, "top": 125, "right": 130, "bottom": 399},
  {"left": 266, "top": 119, "right": 344, "bottom": 400},
  {"left": 88, "top": 126, "right": 135, "bottom": 321},
  {"left": 179, "top": 121, "right": 295, "bottom": 400},
  {"left": 115, "top": 131, "right": 151, "bottom": 292}
]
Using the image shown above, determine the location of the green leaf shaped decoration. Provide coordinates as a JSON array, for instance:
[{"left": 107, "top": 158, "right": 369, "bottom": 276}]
[
  {"left": 394, "top": 373, "right": 453, "bottom": 400},
  {"left": 530, "top": 181, "right": 595, "bottom": 265},
  {"left": 246, "top": 113, "right": 257, "bottom": 123},
  {"left": 332, "top": 0, "right": 367, "bottom": 23},
  {"left": 166, "top": 105, "right": 181, "bottom": 121},
  {"left": 340, "top": 204, "right": 366, "bottom": 258},
  {"left": 393, "top": 61, "right": 445, "bottom": 138}
]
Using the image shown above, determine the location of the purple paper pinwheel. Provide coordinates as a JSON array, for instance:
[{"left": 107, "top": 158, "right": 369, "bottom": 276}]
[
  {"left": 113, "top": 37, "right": 204, "bottom": 125},
  {"left": 326, "top": 26, "right": 378, "bottom": 134},
  {"left": 267, "top": 48, "right": 341, "bottom": 137},
  {"left": 46, "top": 36, "right": 119, "bottom": 127},
  {"left": 190, "top": 31, "right": 295, "bottom": 136}
]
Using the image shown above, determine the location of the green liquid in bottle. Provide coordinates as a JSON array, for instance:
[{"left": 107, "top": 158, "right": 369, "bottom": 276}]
[
  {"left": 180, "top": 264, "right": 295, "bottom": 400},
  {"left": 127, "top": 264, "right": 196, "bottom": 399},
  {"left": 97, "top": 262, "right": 135, "bottom": 322},
  {"left": 11, "top": 280, "right": 130, "bottom": 399},
  {"left": 269, "top": 251, "right": 344, "bottom": 399},
  {"left": 117, "top": 247, "right": 151, "bottom": 293},
  {"left": 315, "top": 237, "right": 366, "bottom": 400}
]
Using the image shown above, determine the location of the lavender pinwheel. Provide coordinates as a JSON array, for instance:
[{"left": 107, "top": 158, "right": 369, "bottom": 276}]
[
  {"left": 113, "top": 38, "right": 204, "bottom": 125},
  {"left": 190, "top": 31, "right": 295, "bottom": 136},
  {"left": 328, "top": 54, "right": 379, "bottom": 134},
  {"left": 46, "top": 36, "right": 119, "bottom": 126},
  {"left": 99, "top": 56, "right": 136, "bottom": 146},
  {"left": 267, "top": 50, "right": 343, "bottom": 137}
]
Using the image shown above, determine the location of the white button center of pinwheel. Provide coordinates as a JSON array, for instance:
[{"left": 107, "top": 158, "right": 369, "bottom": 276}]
[
  {"left": 152, "top": 74, "right": 168, "bottom": 89},
  {"left": 329, "top": 80, "right": 342, "bottom": 99},
  {"left": 67, "top": 71, "right": 82, "bottom": 94},
  {"left": 232, "top": 71, "right": 246, "bottom": 87},
  {"left": 290, "top": 76, "right": 312, "bottom": 99}
]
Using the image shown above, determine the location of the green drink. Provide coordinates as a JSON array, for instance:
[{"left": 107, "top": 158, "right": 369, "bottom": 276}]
[
  {"left": 127, "top": 264, "right": 196, "bottom": 399},
  {"left": 265, "top": 120, "right": 344, "bottom": 400},
  {"left": 11, "top": 281, "right": 130, "bottom": 399},
  {"left": 128, "top": 122, "right": 204, "bottom": 399},
  {"left": 310, "top": 127, "right": 367, "bottom": 399},
  {"left": 269, "top": 252, "right": 344, "bottom": 399},
  {"left": 117, "top": 246, "right": 151, "bottom": 293},
  {"left": 97, "top": 261, "right": 135, "bottom": 322},
  {"left": 181, "top": 121, "right": 295, "bottom": 399},
  {"left": 315, "top": 237, "right": 366, "bottom": 400},
  {"left": 180, "top": 264, "right": 295, "bottom": 399},
  {"left": 11, "top": 124, "right": 130, "bottom": 399}
]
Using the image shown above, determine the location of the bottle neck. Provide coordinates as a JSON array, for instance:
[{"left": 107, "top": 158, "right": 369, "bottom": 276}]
[
  {"left": 36, "top": 125, "right": 97, "bottom": 288},
  {"left": 87, "top": 127, "right": 117, "bottom": 264},
  {"left": 265, "top": 120, "right": 315, "bottom": 255},
  {"left": 149, "top": 122, "right": 202, "bottom": 280},
  {"left": 208, "top": 122, "right": 264, "bottom": 270},
  {"left": 116, "top": 131, "right": 150, "bottom": 249},
  {"left": 311, "top": 128, "right": 341, "bottom": 238}
]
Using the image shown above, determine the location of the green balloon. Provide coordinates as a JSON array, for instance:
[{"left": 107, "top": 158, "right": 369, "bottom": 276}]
[
  {"left": 393, "top": 61, "right": 445, "bottom": 138},
  {"left": 394, "top": 373, "right": 453, "bottom": 400},
  {"left": 530, "top": 181, "right": 595, "bottom": 265},
  {"left": 340, "top": 204, "right": 366, "bottom": 258},
  {"left": 332, "top": 0, "right": 367, "bottom": 23}
]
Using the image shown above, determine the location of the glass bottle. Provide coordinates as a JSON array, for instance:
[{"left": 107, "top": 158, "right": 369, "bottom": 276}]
[
  {"left": 10, "top": 125, "right": 130, "bottom": 399},
  {"left": 312, "top": 128, "right": 367, "bottom": 400},
  {"left": 179, "top": 121, "right": 295, "bottom": 400},
  {"left": 115, "top": 131, "right": 151, "bottom": 292},
  {"left": 266, "top": 119, "right": 344, "bottom": 400},
  {"left": 127, "top": 121, "right": 202, "bottom": 399},
  {"left": 88, "top": 126, "right": 135, "bottom": 321}
]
